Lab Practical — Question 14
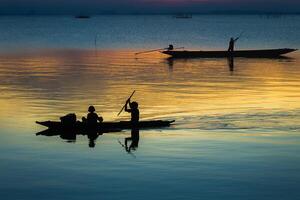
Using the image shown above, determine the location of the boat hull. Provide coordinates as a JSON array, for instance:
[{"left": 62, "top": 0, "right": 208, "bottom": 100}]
[
  {"left": 162, "top": 48, "right": 297, "bottom": 58},
  {"left": 36, "top": 120, "right": 175, "bottom": 131}
]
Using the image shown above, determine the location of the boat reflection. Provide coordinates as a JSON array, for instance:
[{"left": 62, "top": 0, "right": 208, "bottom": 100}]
[
  {"left": 166, "top": 56, "right": 293, "bottom": 73},
  {"left": 87, "top": 130, "right": 102, "bottom": 148},
  {"left": 118, "top": 128, "right": 139, "bottom": 157},
  {"left": 125, "top": 128, "right": 140, "bottom": 152},
  {"left": 36, "top": 128, "right": 140, "bottom": 152},
  {"left": 36, "top": 129, "right": 105, "bottom": 148},
  {"left": 166, "top": 57, "right": 236, "bottom": 72},
  {"left": 167, "top": 58, "right": 174, "bottom": 71}
]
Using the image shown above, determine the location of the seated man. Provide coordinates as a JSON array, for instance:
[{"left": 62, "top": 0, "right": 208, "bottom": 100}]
[
  {"left": 82, "top": 106, "right": 103, "bottom": 147},
  {"left": 82, "top": 105, "right": 103, "bottom": 126},
  {"left": 167, "top": 44, "right": 174, "bottom": 51}
]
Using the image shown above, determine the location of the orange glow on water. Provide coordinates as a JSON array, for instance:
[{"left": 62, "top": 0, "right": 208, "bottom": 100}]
[{"left": 0, "top": 49, "right": 300, "bottom": 130}]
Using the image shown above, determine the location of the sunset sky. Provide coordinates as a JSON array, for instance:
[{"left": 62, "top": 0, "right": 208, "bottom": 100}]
[{"left": 1, "top": 0, "right": 300, "bottom": 14}]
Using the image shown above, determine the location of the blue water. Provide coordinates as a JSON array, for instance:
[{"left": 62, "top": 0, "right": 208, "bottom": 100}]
[
  {"left": 0, "top": 15, "right": 300, "bottom": 200},
  {"left": 0, "top": 15, "right": 299, "bottom": 51}
]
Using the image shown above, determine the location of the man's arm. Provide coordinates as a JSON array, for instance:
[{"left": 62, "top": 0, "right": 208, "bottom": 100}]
[
  {"left": 98, "top": 116, "right": 103, "bottom": 123},
  {"left": 124, "top": 99, "right": 131, "bottom": 112},
  {"left": 234, "top": 37, "right": 239, "bottom": 42}
]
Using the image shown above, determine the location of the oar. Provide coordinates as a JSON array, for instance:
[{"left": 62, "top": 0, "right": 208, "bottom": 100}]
[
  {"left": 135, "top": 47, "right": 185, "bottom": 55},
  {"left": 235, "top": 31, "right": 244, "bottom": 41},
  {"left": 118, "top": 140, "right": 136, "bottom": 158},
  {"left": 135, "top": 48, "right": 167, "bottom": 55},
  {"left": 117, "top": 90, "right": 136, "bottom": 116},
  {"left": 173, "top": 47, "right": 184, "bottom": 50}
]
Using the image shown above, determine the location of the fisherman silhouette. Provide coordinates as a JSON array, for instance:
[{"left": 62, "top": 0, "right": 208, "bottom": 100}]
[
  {"left": 167, "top": 44, "right": 174, "bottom": 51},
  {"left": 124, "top": 99, "right": 140, "bottom": 151},
  {"left": 228, "top": 37, "right": 239, "bottom": 52},
  {"left": 125, "top": 100, "right": 139, "bottom": 125},
  {"left": 82, "top": 106, "right": 103, "bottom": 127},
  {"left": 81, "top": 106, "right": 103, "bottom": 148}
]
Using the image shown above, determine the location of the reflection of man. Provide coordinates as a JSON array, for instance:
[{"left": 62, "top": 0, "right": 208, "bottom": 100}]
[
  {"left": 125, "top": 128, "right": 140, "bottom": 152},
  {"left": 167, "top": 44, "right": 174, "bottom": 51},
  {"left": 87, "top": 132, "right": 101, "bottom": 148},
  {"left": 227, "top": 56, "right": 234, "bottom": 72},
  {"left": 228, "top": 37, "right": 239, "bottom": 52}
]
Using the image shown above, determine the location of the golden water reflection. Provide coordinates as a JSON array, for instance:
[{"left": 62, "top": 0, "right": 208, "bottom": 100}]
[{"left": 0, "top": 49, "right": 300, "bottom": 130}]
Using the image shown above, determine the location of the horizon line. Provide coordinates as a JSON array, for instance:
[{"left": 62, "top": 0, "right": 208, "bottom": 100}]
[{"left": 1, "top": 11, "right": 300, "bottom": 16}]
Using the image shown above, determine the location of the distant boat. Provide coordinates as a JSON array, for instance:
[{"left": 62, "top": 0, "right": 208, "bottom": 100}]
[
  {"left": 162, "top": 48, "right": 297, "bottom": 58},
  {"left": 75, "top": 15, "right": 91, "bottom": 19},
  {"left": 174, "top": 14, "right": 192, "bottom": 19}
]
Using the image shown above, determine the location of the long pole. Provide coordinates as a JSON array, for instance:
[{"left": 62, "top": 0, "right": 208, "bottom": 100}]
[
  {"left": 135, "top": 48, "right": 167, "bottom": 55},
  {"left": 94, "top": 34, "right": 98, "bottom": 50},
  {"left": 236, "top": 31, "right": 244, "bottom": 40},
  {"left": 117, "top": 90, "right": 136, "bottom": 116},
  {"left": 135, "top": 47, "right": 184, "bottom": 55},
  {"left": 117, "top": 140, "right": 136, "bottom": 158}
]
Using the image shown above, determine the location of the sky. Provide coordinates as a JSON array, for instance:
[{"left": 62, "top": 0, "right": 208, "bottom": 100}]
[{"left": 0, "top": 0, "right": 300, "bottom": 14}]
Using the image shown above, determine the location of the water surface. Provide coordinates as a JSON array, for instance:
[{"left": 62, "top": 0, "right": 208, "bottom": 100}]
[{"left": 0, "top": 15, "right": 300, "bottom": 200}]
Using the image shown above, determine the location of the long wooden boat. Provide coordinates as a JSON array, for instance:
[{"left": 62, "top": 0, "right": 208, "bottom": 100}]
[
  {"left": 162, "top": 48, "right": 297, "bottom": 58},
  {"left": 36, "top": 120, "right": 175, "bottom": 131}
]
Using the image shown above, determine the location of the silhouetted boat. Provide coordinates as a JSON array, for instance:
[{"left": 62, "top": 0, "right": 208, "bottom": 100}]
[
  {"left": 36, "top": 120, "right": 175, "bottom": 131},
  {"left": 162, "top": 48, "right": 297, "bottom": 58},
  {"left": 75, "top": 15, "right": 91, "bottom": 19},
  {"left": 174, "top": 14, "right": 192, "bottom": 19}
]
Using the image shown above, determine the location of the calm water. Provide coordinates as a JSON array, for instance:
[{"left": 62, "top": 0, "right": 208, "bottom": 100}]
[{"left": 0, "top": 15, "right": 300, "bottom": 200}]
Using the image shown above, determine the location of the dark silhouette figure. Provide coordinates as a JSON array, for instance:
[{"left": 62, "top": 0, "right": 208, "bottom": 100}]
[
  {"left": 167, "top": 44, "right": 174, "bottom": 51},
  {"left": 35, "top": 108, "right": 121, "bottom": 148},
  {"left": 227, "top": 56, "right": 234, "bottom": 72},
  {"left": 87, "top": 131, "right": 102, "bottom": 148},
  {"left": 35, "top": 127, "right": 105, "bottom": 148},
  {"left": 125, "top": 128, "right": 140, "bottom": 152},
  {"left": 60, "top": 113, "right": 77, "bottom": 130},
  {"left": 167, "top": 58, "right": 174, "bottom": 71},
  {"left": 82, "top": 106, "right": 103, "bottom": 127},
  {"left": 124, "top": 99, "right": 140, "bottom": 151},
  {"left": 228, "top": 37, "right": 239, "bottom": 52},
  {"left": 82, "top": 106, "right": 103, "bottom": 148},
  {"left": 125, "top": 100, "right": 139, "bottom": 124}
]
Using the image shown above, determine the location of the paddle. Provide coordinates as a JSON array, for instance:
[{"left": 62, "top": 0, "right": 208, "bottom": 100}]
[
  {"left": 135, "top": 48, "right": 167, "bottom": 55},
  {"left": 117, "top": 90, "right": 136, "bottom": 116},
  {"left": 235, "top": 31, "right": 244, "bottom": 41},
  {"left": 135, "top": 46, "right": 185, "bottom": 55},
  {"left": 118, "top": 139, "right": 136, "bottom": 158}
]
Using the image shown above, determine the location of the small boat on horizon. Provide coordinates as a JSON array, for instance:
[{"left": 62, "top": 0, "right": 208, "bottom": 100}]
[
  {"left": 174, "top": 14, "right": 192, "bottom": 19},
  {"left": 75, "top": 15, "right": 91, "bottom": 19},
  {"left": 162, "top": 48, "right": 297, "bottom": 58}
]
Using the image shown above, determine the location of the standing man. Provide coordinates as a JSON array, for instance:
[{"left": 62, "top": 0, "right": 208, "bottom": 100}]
[
  {"left": 124, "top": 99, "right": 140, "bottom": 151},
  {"left": 228, "top": 37, "right": 239, "bottom": 52}
]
